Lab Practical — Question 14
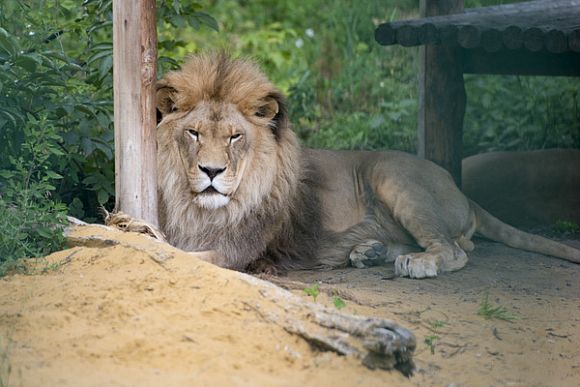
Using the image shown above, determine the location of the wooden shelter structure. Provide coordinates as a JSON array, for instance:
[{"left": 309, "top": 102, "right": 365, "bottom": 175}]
[{"left": 375, "top": 0, "right": 580, "bottom": 186}]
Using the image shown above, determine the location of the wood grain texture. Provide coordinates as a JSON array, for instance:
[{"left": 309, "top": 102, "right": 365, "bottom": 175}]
[{"left": 113, "top": 0, "right": 159, "bottom": 226}]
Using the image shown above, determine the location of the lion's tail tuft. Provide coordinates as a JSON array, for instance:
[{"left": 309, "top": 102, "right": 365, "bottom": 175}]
[{"left": 471, "top": 200, "right": 580, "bottom": 264}]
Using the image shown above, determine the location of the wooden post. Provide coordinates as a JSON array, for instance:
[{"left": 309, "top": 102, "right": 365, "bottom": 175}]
[
  {"left": 418, "top": 0, "right": 465, "bottom": 187},
  {"left": 113, "top": 0, "right": 159, "bottom": 226}
]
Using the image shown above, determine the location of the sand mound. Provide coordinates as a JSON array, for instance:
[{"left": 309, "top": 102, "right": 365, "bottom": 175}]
[{"left": 0, "top": 225, "right": 411, "bottom": 386}]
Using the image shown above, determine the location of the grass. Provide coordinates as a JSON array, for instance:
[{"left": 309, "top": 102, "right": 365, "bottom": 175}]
[
  {"left": 332, "top": 295, "right": 346, "bottom": 310},
  {"left": 429, "top": 320, "right": 446, "bottom": 330},
  {"left": 424, "top": 335, "right": 438, "bottom": 354},
  {"left": 478, "top": 294, "right": 518, "bottom": 322},
  {"left": 303, "top": 283, "right": 320, "bottom": 302},
  {"left": 553, "top": 220, "right": 580, "bottom": 234}
]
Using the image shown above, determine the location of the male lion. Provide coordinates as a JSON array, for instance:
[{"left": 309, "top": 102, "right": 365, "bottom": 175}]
[{"left": 153, "top": 53, "right": 579, "bottom": 278}]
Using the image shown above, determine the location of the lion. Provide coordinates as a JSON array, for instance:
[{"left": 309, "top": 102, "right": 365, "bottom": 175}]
[
  {"left": 152, "top": 53, "right": 579, "bottom": 279},
  {"left": 462, "top": 149, "right": 580, "bottom": 229}
]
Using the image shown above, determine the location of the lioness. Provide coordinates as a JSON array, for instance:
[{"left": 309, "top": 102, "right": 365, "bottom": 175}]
[
  {"left": 154, "top": 53, "right": 579, "bottom": 278},
  {"left": 463, "top": 149, "right": 580, "bottom": 229}
]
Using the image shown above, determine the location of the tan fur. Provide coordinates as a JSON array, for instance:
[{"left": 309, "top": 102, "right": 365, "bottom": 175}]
[
  {"left": 155, "top": 53, "right": 580, "bottom": 278},
  {"left": 463, "top": 149, "right": 580, "bottom": 228}
]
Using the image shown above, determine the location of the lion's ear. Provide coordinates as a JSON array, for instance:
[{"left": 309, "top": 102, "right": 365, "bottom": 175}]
[
  {"left": 156, "top": 80, "right": 178, "bottom": 123},
  {"left": 258, "top": 91, "right": 288, "bottom": 138}
]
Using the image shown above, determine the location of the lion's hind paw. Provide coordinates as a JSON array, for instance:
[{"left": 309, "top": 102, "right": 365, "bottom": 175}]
[{"left": 349, "top": 240, "right": 390, "bottom": 269}]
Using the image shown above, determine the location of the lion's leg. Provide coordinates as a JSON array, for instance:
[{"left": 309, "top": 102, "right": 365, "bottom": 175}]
[
  {"left": 372, "top": 179, "right": 473, "bottom": 279},
  {"left": 394, "top": 241, "right": 468, "bottom": 279},
  {"left": 349, "top": 240, "right": 389, "bottom": 268},
  {"left": 390, "top": 213, "right": 471, "bottom": 278}
]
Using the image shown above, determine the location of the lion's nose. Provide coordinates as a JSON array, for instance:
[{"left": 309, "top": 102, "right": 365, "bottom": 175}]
[{"left": 198, "top": 165, "right": 226, "bottom": 180}]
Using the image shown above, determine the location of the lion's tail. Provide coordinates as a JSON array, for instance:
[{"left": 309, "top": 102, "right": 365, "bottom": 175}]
[{"left": 471, "top": 200, "right": 580, "bottom": 264}]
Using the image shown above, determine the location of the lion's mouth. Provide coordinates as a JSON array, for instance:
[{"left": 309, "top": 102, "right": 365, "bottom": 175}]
[
  {"left": 194, "top": 185, "right": 231, "bottom": 209},
  {"left": 201, "top": 186, "right": 222, "bottom": 195}
]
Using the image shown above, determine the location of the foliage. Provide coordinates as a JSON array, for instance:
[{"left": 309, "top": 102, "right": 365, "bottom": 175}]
[
  {"left": 0, "top": 0, "right": 217, "bottom": 267},
  {"left": 552, "top": 220, "right": 580, "bottom": 234},
  {"left": 464, "top": 75, "right": 580, "bottom": 156},
  {"left": 303, "top": 283, "right": 320, "bottom": 302},
  {"left": 332, "top": 295, "right": 346, "bottom": 310},
  {"left": 478, "top": 294, "right": 518, "bottom": 322},
  {"left": 0, "top": 115, "right": 68, "bottom": 275},
  {"left": 166, "top": 0, "right": 420, "bottom": 151},
  {"left": 424, "top": 335, "right": 438, "bottom": 355}
]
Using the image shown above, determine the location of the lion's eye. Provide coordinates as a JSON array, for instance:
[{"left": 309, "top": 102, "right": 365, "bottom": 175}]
[
  {"left": 229, "top": 133, "right": 242, "bottom": 144},
  {"left": 187, "top": 129, "right": 199, "bottom": 140}
]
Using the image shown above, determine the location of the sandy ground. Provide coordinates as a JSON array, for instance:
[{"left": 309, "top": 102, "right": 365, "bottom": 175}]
[
  {"left": 289, "top": 239, "right": 580, "bottom": 386},
  {"left": 0, "top": 226, "right": 578, "bottom": 387}
]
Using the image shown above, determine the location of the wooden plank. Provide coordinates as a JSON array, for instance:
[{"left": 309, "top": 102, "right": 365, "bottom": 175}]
[
  {"left": 375, "top": 0, "right": 580, "bottom": 53},
  {"left": 463, "top": 49, "right": 580, "bottom": 76},
  {"left": 418, "top": 0, "right": 465, "bottom": 187},
  {"left": 380, "top": 1, "right": 580, "bottom": 31},
  {"left": 113, "top": 0, "right": 159, "bottom": 226},
  {"left": 481, "top": 28, "right": 503, "bottom": 52}
]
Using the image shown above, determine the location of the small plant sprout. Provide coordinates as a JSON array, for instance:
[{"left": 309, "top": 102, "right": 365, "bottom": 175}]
[
  {"left": 303, "top": 283, "right": 320, "bottom": 302},
  {"left": 424, "top": 335, "right": 438, "bottom": 354},
  {"left": 430, "top": 320, "right": 446, "bottom": 330},
  {"left": 333, "top": 295, "right": 346, "bottom": 310},
  {"left": 478, "top": 294, "right": 518, "bottom": 322}
]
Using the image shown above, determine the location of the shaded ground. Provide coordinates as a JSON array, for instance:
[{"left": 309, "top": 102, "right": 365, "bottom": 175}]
[{"left": 0, "top": 227, "right": 578, "bottom": 386}]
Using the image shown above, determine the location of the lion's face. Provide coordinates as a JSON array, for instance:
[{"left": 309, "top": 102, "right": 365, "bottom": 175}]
[
  {"left": 161, "top": 100, "right": 278, "bottom": 209},
  {"left": 156, "top": 54, "right": 293, "bottom": 214}
]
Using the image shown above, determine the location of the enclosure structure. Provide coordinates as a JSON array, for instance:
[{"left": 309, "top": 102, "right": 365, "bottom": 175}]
[{"left": 375, "top": 0, "right": 580, "bottom": 185}]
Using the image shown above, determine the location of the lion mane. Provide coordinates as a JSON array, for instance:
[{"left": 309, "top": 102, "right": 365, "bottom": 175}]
[{"left": 156, "top": 53, "right": 320, "bottom": 271}]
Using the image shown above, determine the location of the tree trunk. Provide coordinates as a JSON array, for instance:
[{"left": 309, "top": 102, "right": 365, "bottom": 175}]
[{"left": 113, "top": 0, "right": 159, "bottom": 226}]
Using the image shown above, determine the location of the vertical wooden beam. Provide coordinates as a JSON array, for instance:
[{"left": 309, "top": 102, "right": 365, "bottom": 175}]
[
  {"left": 113, "top": 0, "right": 159, "bottom": 226},
  {"left": 418, "top": 0, "right": 465, "bottom": 187}
]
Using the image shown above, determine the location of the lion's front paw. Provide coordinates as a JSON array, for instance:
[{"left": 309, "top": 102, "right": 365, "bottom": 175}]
[
  {"left": 395, "top": 253, "right": 439, "bottom": 279},
  {"left": 246, "top": 257, "right": 280, "bottom": 275},
  {"left": 349, "top": 240, "right": 389, "bottom": 268}
]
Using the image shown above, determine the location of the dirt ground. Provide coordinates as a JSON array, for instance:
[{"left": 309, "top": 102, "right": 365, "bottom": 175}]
[{"left": 0, "top": 225, "right": 578, "bottom": 387}]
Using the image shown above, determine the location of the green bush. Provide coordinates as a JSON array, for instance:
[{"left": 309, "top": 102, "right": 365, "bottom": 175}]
[
  {"left": 0, "top": 115, "right": 68, "bottom": 275},
  {"left": 0, "top": 0, "right": 217, "bottom": 269}
]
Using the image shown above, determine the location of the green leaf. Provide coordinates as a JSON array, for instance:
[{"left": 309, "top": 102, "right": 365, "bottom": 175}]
[
  {"left": 98, "top": 55, "right": 113, "bottom": 81},
  {"left": 332, "top": 296, "right": 346, "bottom": 310},
  {"left": 87, "top": 49, "right": 112, "bottom": 65},
  {"left": 0, "top": 27, "right": 18, "bottom": 57},
  {"left": 193, "top": 12, "right": 219, "bottom": 32},
  {"left": 97, "top": 189, "right": 109, "bottom": 205},
  {"left": 45, "top": 171, "right": 63, "bottom": 180},
  {"left": 303, "top": 283, "right": 320, "bottom": 302},
  {"left": 36, "top": 227, "right": 52, "bottom": 239}
]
